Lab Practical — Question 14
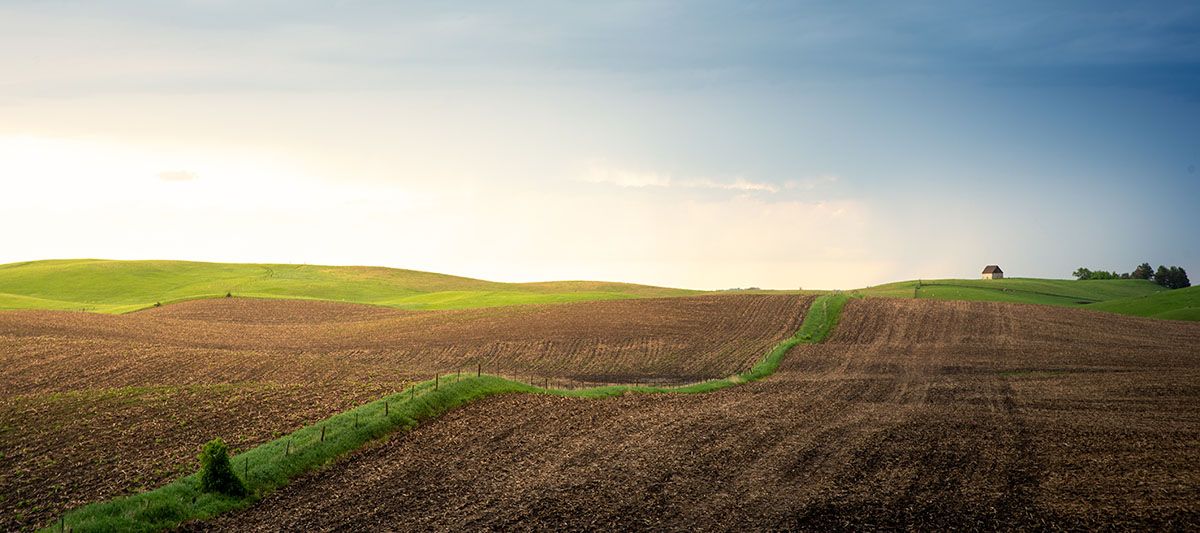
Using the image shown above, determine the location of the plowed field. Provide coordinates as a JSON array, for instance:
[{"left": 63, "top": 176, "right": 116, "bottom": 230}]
[
  {"left": 187, "top": 299, "right": 1200, "bottom": 531},
  {"left": 0, "top": 294, "right": 808, "bottom": 531}
]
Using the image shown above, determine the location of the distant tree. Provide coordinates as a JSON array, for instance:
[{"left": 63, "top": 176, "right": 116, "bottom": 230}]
[
  {"left": 1131, "top": 263, "right": 1154, "bottom": 280},
  {"left": 1074, "top": 267, "right": 1136, "bottom": 280},
  {"left": 1166, "top": 266, "right": 1191, "bottom": 289},
  {"left": 1155, "top": 265, "right": 1171, "bottom": 287},
  {"left": 1120, "top": 272, "right": 1130, "bottom": 279}
]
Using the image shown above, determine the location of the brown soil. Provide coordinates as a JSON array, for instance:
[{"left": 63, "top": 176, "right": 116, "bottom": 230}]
[
  {"left": 2, "top": 294, "right": 809, "bottom": 395},
  {"left": 185, "top": 299, "right": 1200, "bottom": 531},
  {"left": 137, "top": 297, "right": 414, "bottom": 324},
  {"left": 0, "top": 382, "right": 388, "bottom": 531},
  {"left": 0, "top": 294, "right": 807, "bottom": 531}
]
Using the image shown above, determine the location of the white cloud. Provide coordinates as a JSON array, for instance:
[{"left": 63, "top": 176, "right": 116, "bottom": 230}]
[
  {"left": 784, "top": 174, "right": 840, "bottom": 190},
  {"left": 582, "top": 163, "right": 789, "bottom": 194},
  {"left": 582, "top": 164, "right": 671, "bottom": 188},
  {"left": 677, "top": 177, "right": 779, "bottom": 193}
]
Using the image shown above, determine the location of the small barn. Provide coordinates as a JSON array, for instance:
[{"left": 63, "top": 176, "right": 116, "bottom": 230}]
[{"left": 981, "top": 265, "right": 1004, "bottom": 280}]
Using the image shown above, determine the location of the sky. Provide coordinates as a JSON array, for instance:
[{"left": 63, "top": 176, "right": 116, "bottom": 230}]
[{"left": 1, "top": 1, "right": 1198, "bottom": 289}]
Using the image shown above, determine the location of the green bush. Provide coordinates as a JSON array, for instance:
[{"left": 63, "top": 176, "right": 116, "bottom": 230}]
[{"left": 197, "top": 438, "right": 246, "bottom": 497}]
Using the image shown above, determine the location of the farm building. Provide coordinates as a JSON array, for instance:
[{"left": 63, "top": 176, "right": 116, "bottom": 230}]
[{"left": 981, "top": 265, "right": 1004, "bottom": 279}]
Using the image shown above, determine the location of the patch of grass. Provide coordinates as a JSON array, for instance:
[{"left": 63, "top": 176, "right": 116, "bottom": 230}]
[
  {"left": 858, "top": 278, "right": 1164, "bottom": 307},
  {"left": 45, "top": 294, "right": 848, "bottom": 532},
  {"left": 1086, "top": 285, "right": 1200, "bottom": 321},
  {"left": 0, "top": 259, "right": 696, "bottom": 313}
]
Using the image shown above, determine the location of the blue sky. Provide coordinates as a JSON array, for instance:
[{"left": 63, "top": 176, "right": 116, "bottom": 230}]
[{"left": 1, "top": 1, "right": 1197, "bottom": 288}]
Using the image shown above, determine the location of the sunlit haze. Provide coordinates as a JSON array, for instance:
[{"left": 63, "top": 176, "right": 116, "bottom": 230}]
[{"left": 3, "top": 2, "right": 1197, "bottom": 289}]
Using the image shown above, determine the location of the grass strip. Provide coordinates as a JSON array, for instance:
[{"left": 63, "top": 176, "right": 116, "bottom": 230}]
[{"left": 45, "top": 293, "right": 850, "bottom": 532}]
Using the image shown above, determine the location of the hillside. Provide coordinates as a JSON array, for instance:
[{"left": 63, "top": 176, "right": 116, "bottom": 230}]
[
  {"left": 0, "top": 259, "right": 695, "bottom": 313},
  {"left": 858, "top": 277, "right": 1166, "bottom": 307},
  {"left": 1087, "top": 285, "right": 1200, "bottom": 321}
]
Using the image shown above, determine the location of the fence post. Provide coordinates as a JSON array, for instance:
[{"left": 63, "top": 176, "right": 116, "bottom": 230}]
[
  {"left": 321, "top": 425, "right": 326, "bottom": 442},
  {"left": 385, "top": 401, "right": 389, "bottom": 416},
  {"left": 477, "top": 362, "right": 481, "bottom": 377},
  {"left": 435, "top": 373, "right": 439, "bottom": 391}
]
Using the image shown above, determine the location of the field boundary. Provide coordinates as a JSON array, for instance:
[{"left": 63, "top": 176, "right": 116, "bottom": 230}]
[{"left": 43, "top": 293, "right": 850, "bottom": 533}]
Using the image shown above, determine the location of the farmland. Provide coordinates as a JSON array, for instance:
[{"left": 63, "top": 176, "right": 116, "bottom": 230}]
[
  {"left": 185, "top": 299, "right": 1200, "bottom": 530},
  {"left": 0, "top": 259, "right": 695, "bottom": 313},
  {"left": 4, "top": 260, "right": 1193, "bottom": 323},
  {"left": 0, "top": 294, "right": 809, "bottom": 531},
  {"left": 858, "top": 277, "right": 1165, "bottom": 306},
  {"left": 4, "top": 264, "right": 1199, "bottom": 531},
  {"left": 1089, "top": 285, "right": 1200, "bottom": 320}
]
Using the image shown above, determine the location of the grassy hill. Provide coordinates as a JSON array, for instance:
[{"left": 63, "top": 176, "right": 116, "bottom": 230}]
[
  {"left": 858, "top": 277, "right": 1166, "bottom": 306},
  {"left": 0, "top": 259, "right": 695, "bottom": 313},
  {"left": 857, "top": 276, "right": 1196, "bottom": 321},
  {"left": 1087, "top": 285, "right": 1200, "bottom": 321}
]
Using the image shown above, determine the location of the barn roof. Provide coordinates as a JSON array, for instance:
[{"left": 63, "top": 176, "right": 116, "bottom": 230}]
[{"left": 982, "top": 265, "right": 1003, "bottom": 274}]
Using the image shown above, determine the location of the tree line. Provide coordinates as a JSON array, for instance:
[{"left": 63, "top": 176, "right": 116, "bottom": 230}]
[{"left": 1072, "top": 263, "right": 1191, "bottom": 289}]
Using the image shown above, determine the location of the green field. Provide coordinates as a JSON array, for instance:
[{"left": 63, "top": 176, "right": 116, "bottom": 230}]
[
  {"left": 1087, "top": 285, "right": 1200, "bottom": 320},
  {"left": 0, "top": 259, "right": 695, "bottom": 313},
  {"left": 854, "top": 277, "right": 1200, "bottom": 321},
  {"left": 858, "top": 277, "right": 1165, "bottom": 306},
  {"left": 2, "top": 260, "right": 1192, "bottom": 321}
]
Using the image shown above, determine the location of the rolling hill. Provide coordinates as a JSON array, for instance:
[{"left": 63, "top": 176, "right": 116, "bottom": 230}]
[
  {"left": 1087, "top": 285, "right": 1200, "bottom": 321},
  {"left": 0, "top": 259, "right": 695, "bottom": 313},
  {"left": 2, "top": 260, "right": 1191, "bottom": 321},
  {"left": 855, "top": 277, "right": 1200, "bottom": 321},
  {"left": 858, "top": 277, "right": 1166, "bottom": 306}
]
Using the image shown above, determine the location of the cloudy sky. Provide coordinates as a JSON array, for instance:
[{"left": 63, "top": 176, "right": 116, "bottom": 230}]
[{"left": 2, "top": 1, "right": 1197, "bottom": 289}]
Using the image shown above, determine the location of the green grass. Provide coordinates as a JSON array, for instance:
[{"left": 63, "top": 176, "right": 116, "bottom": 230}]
[
  {"left": 1086, "top": 285, "right": 1200, "bottom": 321},
  {"left": 44, "top": 293, "right": 849, "bottom": 532},
  {"left": 0, "top": 259, "right": 695, "bottom": 313},
  {"left": 858, "top": 277, "right": 1166, "bottom": 307},
  {"left": 857, "top": 277, "right": 1198, "bottom": 321}
]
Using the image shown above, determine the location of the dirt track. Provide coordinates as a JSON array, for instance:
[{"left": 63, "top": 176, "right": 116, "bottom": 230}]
[
  {"left": 0, "top": 294, "right": 807, "bottom": 531},
  {"left": 187, "top": 299, "right": 1200, "bottom": 531}
]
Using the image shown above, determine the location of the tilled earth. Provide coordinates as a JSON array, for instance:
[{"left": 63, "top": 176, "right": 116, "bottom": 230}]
[
  {"left": 2, "top": 294, "right": 809, "bottom": 394},
  {"left": 0, "top": 294, "right": 807, "bottom": 530},
  {"left": 186, "top": 299, "right": 1200, "bottom": 531}
]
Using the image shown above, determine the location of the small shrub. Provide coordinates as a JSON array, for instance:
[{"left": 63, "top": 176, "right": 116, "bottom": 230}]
[
  {"left": 225, "top": 291, "right": 232, "bottom": 298},
  {"left": 154, "top": 302, "right": 161, "bottom": 307},
  {"left": 197, "top": 438, "right": 246, "bottom": 497}
]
